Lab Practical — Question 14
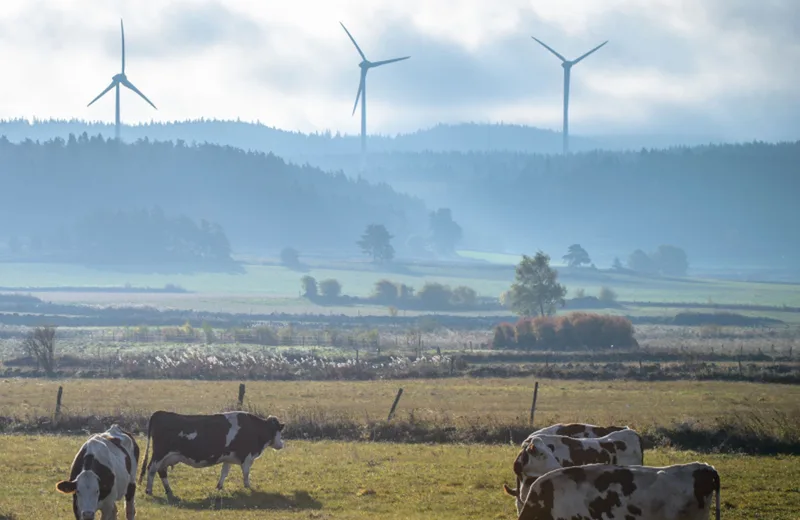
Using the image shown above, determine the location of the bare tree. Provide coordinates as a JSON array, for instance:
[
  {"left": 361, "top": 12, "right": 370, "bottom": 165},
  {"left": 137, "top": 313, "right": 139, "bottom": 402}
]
[{"left": 23, "top": 326, "right": 57, "bottom": 376}]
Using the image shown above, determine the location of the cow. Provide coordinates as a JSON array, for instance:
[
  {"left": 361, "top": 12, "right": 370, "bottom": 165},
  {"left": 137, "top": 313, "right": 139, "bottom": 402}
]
[
  {"left": 138, "top": 410, "right": 284, "bottom": 500},
  {"left": 515, "top": 462, "right": 721, "bottom": 520},
  {"left": 55, "top": 424, "right": 140, "bottom": 520},
  {"left": 525, "top": 422, "right": 630, "bottom": 441},
  {"left": 506, "top": 428, "right": 644, "bottom": 513}
]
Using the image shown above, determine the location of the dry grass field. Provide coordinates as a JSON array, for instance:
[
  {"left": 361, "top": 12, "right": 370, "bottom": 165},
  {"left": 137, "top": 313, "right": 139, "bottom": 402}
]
[
  {"left": 0, "top": 436, "right": 797, "bottom": 519},
  {"left": 3, "top": 377, "right": 799, "bottom": 431}
]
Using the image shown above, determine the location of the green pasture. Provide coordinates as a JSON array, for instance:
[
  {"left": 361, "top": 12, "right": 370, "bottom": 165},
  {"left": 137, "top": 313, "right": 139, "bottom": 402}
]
[
  {"left": 0, "top": 436, "right": 797, "bottom": 519},
  {"left": 0, "top": 259, "right": 799, "bottom": 311}
]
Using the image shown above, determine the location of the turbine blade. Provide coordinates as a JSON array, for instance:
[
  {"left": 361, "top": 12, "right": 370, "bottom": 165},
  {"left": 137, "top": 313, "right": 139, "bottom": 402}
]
[
  {"left": 87, "top": 81, "right": 117, "bottom": 107},
  {"left": 121, "top": 19, "right": 126, "bottom": 74},
  {"left": 370, "top": 56, "right": 410, "bottom": 67},
  {"left": 352, "top": 73, "right": 365, "bottom": 116},
  {"left": 121, "top": 78, "right": 157, "bottom": 110},
  {"left": 572, "top": 40, "right": 608, "bottom": 65},
  {"left": 340, "top": 22, "right": 367, "bottom": 61},
  {"left": 531, "top": 37, "right": 567, "bottom": 62}
]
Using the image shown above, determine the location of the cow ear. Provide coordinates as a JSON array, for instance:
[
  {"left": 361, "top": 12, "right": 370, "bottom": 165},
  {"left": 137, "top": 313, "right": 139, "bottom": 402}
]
[{"left": 56, "top": 480, "right": 77, "bottom": 494}]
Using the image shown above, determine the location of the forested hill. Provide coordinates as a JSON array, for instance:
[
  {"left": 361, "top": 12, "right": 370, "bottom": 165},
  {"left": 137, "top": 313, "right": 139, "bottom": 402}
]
[
  {"left": 311, "top": 142, "right": 800, "bottom": 266},
  {"left": 0, "top": 134, "right": 427, "bottom": 253},
  {"left": 0, "top": 119, "right": 721, "bottom": 156}
]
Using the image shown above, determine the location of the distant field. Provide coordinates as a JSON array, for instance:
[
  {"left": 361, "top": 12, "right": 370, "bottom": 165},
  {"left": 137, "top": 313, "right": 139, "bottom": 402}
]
[
  {"left": 0, "top": 436, "right": 797, "bottom": 519},
  {"left": 3, "top": 378, "right": 798, "bottom": 430},
  {"left": 1, "top": 261, "right": 799, "bottom": 313}
]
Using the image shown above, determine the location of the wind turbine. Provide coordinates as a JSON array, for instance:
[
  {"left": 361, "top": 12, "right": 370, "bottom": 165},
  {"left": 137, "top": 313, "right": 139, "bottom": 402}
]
[
  {"left": 340, "top": 22, "right": 409, "bottom": 156},
  {"left": 532, "top": 37, "right": 607, "bottom": 154},
  {"left": 88, "top": 19, "right": 157, "bottom": 141}
]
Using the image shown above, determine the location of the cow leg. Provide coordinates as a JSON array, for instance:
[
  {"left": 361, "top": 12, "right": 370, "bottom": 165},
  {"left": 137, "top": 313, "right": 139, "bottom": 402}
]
[
  {"left": 241, "top": 456, "right": 254, "bottom": 489},
  {"left": 145, "top": 460, "right": 157, "bottom": 495},
  {"left": 101, "top": 502, "right": 118, "bottom": 519},
  {"left": 216, "top": 463, "right": 231, "bottom": 490},
  {"left": 125, "top": 482, "right": 136, "bottom": 520},
  {"left": 158, "top": 468, "right": 176, "bottom": 500}
]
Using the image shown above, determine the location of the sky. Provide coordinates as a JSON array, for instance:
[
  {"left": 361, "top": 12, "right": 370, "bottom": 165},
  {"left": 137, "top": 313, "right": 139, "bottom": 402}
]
[{"left": 0, "top": 0, "right": 798, "bottom": 141}]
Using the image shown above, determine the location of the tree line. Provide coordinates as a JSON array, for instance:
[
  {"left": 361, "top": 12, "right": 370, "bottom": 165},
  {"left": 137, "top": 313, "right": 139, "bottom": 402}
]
[{"left": 0, "top": 134, "right": 428, "bottom": 255}]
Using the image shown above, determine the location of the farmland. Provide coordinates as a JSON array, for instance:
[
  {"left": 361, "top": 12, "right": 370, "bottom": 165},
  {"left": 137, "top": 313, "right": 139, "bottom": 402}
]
[
  {"left": 1, "top": 254, "right": 799, "bottom": 518},
  {"left": 0, "top": 438, "right": 798, "bottom": 519}
]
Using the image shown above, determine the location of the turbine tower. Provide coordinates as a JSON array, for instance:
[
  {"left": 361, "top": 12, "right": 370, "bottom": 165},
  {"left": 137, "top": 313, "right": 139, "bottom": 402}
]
[
  {"left": 88, "top": 19, "right": 157, "bottom": 141},
  {"left": 532, "top": 37, "right": 607, "bottom": 154},
  {"left": 340, "top": 22, "right": 409, "bottom": 156}
]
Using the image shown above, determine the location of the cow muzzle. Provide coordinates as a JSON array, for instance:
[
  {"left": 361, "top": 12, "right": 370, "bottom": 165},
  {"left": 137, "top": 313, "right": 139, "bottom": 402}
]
[{"left": 81, "top": 512, "right": 96, "bottom": 520}]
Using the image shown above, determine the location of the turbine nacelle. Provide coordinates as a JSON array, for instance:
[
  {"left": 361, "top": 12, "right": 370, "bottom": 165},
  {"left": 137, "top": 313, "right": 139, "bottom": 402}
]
[{"left": 112, "top": 73, "right": 127, "bottom": 82}]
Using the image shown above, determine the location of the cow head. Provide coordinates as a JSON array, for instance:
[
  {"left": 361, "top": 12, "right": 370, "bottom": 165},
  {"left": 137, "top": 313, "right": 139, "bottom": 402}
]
[
  {"left": 263, "top": 415, "right": 285, "bottom": 450},
  {"left": 514, "top": 437, "right": 561, "bottom": 479},
  {"left": 55, "top": 454, "right": 114, "bottom": 520}
]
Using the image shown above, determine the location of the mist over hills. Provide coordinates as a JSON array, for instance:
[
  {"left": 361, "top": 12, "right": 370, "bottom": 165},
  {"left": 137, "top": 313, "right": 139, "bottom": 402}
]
[
  {"left": 0, "top": 119, "right": 724, "bottom": 157},
  {"left": 1, "top": 118, "right": 796, "bottom": 272},
  {"left": 0, "top": 134, "right": 428, "bottom": 256}
]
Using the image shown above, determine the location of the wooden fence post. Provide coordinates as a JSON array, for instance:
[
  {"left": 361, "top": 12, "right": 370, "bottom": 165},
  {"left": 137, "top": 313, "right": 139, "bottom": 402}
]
[
  {"left": 55, "top": 386, "right": 63, "bottom": 420},
  {"left": 529, "top": 381, "right": 539, "bottom": 427},
  {"left": 387, "top": 388, "right": 404, "bottom": 421},
  {"left": 237, "top": 383, "right": 246, "bottom": 408}
]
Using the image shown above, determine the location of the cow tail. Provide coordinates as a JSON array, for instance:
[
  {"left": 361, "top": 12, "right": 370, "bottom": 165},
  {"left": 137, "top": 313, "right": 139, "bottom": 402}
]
[
  {"left": 714, "top": 470, "right": 721, "bottom": 520},
  {"left": 138, "top": 416, "right": 153, "bottom": 484}
]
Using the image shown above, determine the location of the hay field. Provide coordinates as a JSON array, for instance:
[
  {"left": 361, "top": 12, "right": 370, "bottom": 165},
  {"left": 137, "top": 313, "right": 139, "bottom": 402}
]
[{"left": 3, "top": 377, "right": 799, "bottom": 430}]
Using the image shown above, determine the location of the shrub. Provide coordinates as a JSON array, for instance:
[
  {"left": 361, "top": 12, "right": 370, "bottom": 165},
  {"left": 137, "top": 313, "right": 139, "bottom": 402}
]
[
  {"left": 372, "top": 279, "right": 399, "bottom": 303},
  {"left": 492, "top": 322, "right": 516, "bottom": 349},
  {"left": 494, "top": 313, "right": 637, "bottom": 350},
  {"left": 598, "top": 286, "right": 618, "bottom": 302},
  {"left": 417, "top": 282, "right": 453, "bottom": 309},
  {"left": 451, "top": 286, "right": 477, "bottom": 307},
  {"left": 280, "top": 247, "right": 300, "bottom": 268},
  {"left": 319, "top": 279, "right": 342, "bottom": 299},
  {"left": 301, "top": 275, "right": 318, "bottom": 298}
]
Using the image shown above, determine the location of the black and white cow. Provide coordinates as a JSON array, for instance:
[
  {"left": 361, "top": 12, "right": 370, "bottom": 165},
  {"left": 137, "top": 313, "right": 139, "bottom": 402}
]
[
  {"left": 56, "top": 424, "right": 140, "bottom": 520},
  {"left": 138, "top": 410, "right": 284, "bottom": 499}
]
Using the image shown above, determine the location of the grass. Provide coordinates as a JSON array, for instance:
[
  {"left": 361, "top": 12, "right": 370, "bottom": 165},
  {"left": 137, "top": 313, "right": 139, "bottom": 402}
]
[
  {"left": 0, "top": 436, "right": 797, "bottom": 519},
  {"left": 1, "top": 261, "right": 800, "bottom": 310},
  {"left": 3, "top": 377, "right": 799, "bottom": 430}
]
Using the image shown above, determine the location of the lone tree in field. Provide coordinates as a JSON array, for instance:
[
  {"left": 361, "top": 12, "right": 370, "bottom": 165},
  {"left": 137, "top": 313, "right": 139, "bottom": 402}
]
[
  {"left": 509, "top": 251, "right": 567, "bottom": 317},
  {"left": 23, "top": 326, "right": 57, "bottom": 376},
  {"left": 357, "top": 224, "right": 395, "bottom": 263},
  {"left": 429, "top": 208, "right": 463, "bottom": 255},
  {"left": 563, "top": 244, "right": 591, "bottom": 267}
]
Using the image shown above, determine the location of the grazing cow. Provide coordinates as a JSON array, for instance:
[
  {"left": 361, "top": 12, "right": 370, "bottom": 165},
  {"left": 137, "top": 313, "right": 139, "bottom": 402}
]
[
  {"left": 526, "top": 422, "right": 629, "bottom": 441},
  {"left": 515, "top": 462, "right": 720, "bottom": 520},
  {"left": 507, "top": 429, "right": 644, "bottom": 513},
  {"left": 55, "top": 424, "right": 140, "bottom": 520},
  {"left": 138, "top": 410, "right": 284, "bottom": 499}
]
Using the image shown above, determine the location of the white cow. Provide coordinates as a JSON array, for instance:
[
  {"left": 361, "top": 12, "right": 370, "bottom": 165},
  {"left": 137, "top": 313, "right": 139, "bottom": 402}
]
[
  {"left": 56, "top": 424, "right": 140, "bottom": 520},
  {"left": 516, "top": 462, "right": 720, "bottom": 520},
  {"left": 508, "top": 428, "right": 643, "bottom": 514}
]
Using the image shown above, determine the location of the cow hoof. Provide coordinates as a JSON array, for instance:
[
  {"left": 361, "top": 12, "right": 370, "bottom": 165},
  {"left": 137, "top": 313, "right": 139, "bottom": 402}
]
[{"left": 167, "top": 494, "right": 180, "bottom": 504}]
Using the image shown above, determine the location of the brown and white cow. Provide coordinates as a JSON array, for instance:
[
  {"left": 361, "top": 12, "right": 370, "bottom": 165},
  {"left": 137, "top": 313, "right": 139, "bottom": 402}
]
[
  {"left": 515, "top": 462, "right": 720, "bottom": 520},
  {"left": 526, "top": 422, "right": 630, "bottom": 441},
  {"left": 507, "top": 428, "right": 644, "bottom": 513},
  {"left": 56, "top": 424, "right": 140, "bottom": 520},
  {"left": 138, "top": 410, "right": 284, "bottom": 499}
]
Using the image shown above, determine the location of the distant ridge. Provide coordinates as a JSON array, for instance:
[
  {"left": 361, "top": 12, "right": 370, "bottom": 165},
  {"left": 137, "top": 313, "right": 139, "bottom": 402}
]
[{"left": 0, "top": 118, "right": 726, "bottom": 156}]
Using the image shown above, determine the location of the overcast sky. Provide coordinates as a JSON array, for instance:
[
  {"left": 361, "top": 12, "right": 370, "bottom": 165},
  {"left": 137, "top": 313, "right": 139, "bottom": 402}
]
[{"left": 1, "top": 0, "right": 798, "bottom": 140}]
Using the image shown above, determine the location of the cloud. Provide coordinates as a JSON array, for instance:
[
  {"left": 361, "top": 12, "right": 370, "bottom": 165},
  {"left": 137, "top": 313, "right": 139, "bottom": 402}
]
[{"left": 0, "top": 0, "right": 797, "bottom": 140}]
